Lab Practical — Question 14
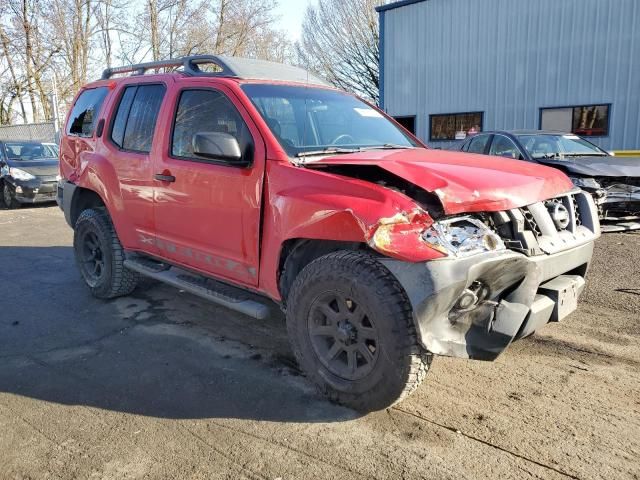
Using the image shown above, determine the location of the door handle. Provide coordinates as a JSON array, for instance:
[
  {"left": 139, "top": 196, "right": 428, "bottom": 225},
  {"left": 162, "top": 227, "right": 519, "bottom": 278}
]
[{"left": 154, "top": 173, "right": 176, "bottom": 182}]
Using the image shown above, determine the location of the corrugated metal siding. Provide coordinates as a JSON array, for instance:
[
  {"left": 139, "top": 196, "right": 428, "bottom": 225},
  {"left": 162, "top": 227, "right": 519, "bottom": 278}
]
[{"left": 382, "top": 0, "right": 640, "bottom": 150}]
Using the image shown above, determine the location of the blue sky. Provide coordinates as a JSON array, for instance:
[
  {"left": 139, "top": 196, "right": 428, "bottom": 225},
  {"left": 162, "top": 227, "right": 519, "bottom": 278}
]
[{"left": 274, "top": 0, "right": 316, "bottom": 42}]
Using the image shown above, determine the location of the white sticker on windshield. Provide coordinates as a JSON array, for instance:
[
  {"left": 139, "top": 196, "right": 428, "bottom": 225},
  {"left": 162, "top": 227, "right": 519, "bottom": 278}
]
[
  {"left": 354, "top": 107, "right": 383, "bottom": 118},
  {"left": 563, "top": 135, "right": 581, "bottom": 139}
]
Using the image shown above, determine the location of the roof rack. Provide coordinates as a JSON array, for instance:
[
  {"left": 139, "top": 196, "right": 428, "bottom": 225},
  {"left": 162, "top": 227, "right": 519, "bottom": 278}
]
[
  {"left": 100, "top": 54, "right": 330, "bottom": 87},
  {"left": 101, "top": 55, "right": 235, "bottom": 80}
]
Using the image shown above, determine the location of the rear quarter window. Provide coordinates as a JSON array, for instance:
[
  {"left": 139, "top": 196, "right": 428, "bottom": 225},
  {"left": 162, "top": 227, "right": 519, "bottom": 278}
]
[
  {"left": 110, "top": 84, "right": 166, "bottom": 153},
  {"left": 66, "top": 87, "right": 109, "bottom": 137}
]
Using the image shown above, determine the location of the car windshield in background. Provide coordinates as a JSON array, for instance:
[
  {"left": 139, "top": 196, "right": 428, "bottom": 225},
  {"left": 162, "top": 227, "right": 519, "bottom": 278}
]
[
  {"left": 517, "top": 134, "right": 606, "bottom": 159},
  {"left": 3, "top": 142, "right": 58, "bottom": 160},
  {"left": 241, "top": 84, "right": 416, "bottom": 158}
]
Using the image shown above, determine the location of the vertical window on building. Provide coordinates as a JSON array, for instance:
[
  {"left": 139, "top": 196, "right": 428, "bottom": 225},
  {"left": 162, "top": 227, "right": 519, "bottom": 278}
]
[
  {"left": 393, "top": 116, "right": 416, "bottom": 135},
  {"left": 110, "top": 84, "right": 166, "bottom": 152},
  {"left": 67, "top": 87, "right": 109, "bottom": 137},
  {"left": 540, "top": 105, "right": 610, "bottom": 137},
  {"left": 429, "top": 112, "right": 483, "bottom": 141}
]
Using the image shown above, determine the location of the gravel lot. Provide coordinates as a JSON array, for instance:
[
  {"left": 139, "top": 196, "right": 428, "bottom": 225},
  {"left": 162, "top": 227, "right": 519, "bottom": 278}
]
[{"left": 0, "top": 204, "right": 638, "bottom": 480}]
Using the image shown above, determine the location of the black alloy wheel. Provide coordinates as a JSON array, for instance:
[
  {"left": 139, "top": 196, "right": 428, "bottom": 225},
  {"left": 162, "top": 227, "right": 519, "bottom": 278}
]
[{"left": 307, "top": 292, "right": 379, "bottom": 381}]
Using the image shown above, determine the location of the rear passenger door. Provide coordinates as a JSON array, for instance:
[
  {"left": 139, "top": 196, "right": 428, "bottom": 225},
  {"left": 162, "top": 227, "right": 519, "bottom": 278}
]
[
  {"left": 105, "top": 82, "right": 166, "bottom": 253},
  {"left": 151, "top": 82, "right": 266, "bottom": 287}
]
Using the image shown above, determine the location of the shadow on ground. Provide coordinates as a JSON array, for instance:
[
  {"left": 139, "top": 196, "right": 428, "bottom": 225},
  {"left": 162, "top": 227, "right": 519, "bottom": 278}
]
[{"left": 0, "top": 246, "right": 358, "bottom": 423}]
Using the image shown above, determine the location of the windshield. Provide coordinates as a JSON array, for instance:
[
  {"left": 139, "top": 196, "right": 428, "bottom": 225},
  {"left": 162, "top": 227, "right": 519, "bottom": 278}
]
[
  {"left": 517, "top": 134, "right": 606, "bottom": 159},
  {"left": 3, "top": 141, "right": 58, "bottom": 161},
  {"left": 241, "top": 84, "right": 416, "bottom": 157}
]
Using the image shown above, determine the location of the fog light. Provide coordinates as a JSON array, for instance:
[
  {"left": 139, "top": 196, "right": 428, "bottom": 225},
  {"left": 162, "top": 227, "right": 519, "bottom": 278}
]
[
  {"left": 448, "top": 281, "right": 492, "bottom": 325},
  {"left": 15, "top": 186, "right": 22, "bottom": 194},
  {"left": 455, "top": 289, "right": 479, "bottom": 311}
]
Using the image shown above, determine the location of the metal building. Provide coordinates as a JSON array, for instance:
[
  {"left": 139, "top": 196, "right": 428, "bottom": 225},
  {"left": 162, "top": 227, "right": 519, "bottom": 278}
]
[{"left": 377, "top": 0, "right": 640, "bottom": 151}]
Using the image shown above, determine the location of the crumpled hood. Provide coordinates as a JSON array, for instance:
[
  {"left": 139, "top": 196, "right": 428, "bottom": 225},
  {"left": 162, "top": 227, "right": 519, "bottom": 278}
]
[
  {"left": 537, "top": 156, "right": 640, "bottom": 177},
  {"left": 6, "top": 158, "right": 59, "bottom": 178},
  {"left": 306, "top": 148, "right": 574, "bottom": 215}
]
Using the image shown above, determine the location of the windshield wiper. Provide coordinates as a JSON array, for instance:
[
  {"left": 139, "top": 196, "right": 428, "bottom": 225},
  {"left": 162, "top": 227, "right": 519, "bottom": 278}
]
[
  {"left": 357, "top": 144, "right": 414, "bottom": 151},
  {"left": 295, "top": 147, "right": 360, "bottom": 158},
  {"left": 296, "top": 144, "right": 413, "bottom": 158},
  {"left": 533, "top": 153, "right": 560, "bottom": 159},
  {"left": 564, "top": 153, "right": 608, "bottom": 157}
]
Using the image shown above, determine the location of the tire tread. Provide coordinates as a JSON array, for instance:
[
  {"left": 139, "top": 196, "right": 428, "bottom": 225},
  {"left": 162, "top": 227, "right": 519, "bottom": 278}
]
[
  {"left": 286, "top": 250, "right": 432, "bottom": 411},
  {"left": 74, "top": 208, "right": 139, "bottom": 299}
]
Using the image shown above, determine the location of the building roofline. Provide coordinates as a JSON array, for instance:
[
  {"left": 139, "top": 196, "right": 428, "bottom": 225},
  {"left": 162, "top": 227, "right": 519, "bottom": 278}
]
[{"left": 375, "top": 0, "right": 428, "bottom": 13}]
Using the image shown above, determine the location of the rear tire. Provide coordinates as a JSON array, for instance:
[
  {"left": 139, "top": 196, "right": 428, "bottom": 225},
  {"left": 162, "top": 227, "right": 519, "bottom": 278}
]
[
  {"left": 2, "top": 182, "right": 20, "bottom": 209},
  {"left": 286, "top": 250, "right": 432, "bottom": 411},
  {"left": 73, "top": 208, "right": 139, "bottom": 299}
]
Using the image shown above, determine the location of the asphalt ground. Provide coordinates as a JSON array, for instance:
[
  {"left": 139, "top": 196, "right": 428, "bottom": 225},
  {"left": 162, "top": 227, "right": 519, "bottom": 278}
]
[{"left": 0, "top": 204, "right": 638, "bottom": 479}]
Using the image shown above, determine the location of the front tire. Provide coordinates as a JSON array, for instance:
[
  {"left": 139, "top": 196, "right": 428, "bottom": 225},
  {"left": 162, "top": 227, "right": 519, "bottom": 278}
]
[
  {"left": 2, "top": 182, "right": 20, "bottom": 209},
  {"left": 73, "top": 208, "right": 139, "bottom": 299},
  {"left": 286, "top": 251, "right": 432, "bottom": 411}
]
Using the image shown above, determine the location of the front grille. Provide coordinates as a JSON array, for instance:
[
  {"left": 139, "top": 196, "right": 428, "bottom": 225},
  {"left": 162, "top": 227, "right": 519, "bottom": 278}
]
[
  {"left": 522, "top": 207, "right": 542, "bottom": 237},
  {"left": 572, "top": 196, "right": 583, "bottom": 226},
  {"left": 492, "top": 190, "right": 599, "bottom": 256}
]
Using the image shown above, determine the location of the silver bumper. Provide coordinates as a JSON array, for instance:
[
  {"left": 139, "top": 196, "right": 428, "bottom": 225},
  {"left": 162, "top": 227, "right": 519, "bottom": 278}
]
[{"left": 380, "top": 236, "right": 595, "bottom": 361}]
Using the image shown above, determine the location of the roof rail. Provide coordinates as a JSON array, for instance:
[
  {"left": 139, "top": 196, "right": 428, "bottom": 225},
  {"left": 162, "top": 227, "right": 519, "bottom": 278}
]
[
  {"left": 101, "top": 55, "right": 237, "bottom": 80},
  {"left": 101, "top": 54, "right": 330, "bottom": 86}
]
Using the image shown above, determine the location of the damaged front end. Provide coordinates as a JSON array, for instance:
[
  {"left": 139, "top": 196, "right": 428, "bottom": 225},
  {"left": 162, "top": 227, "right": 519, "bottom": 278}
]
[
  {"left": 582, "top": 177, "right": 640, "bottom": 232},
  {"left": 369, "top": 190, "right": 599, "bottom": 361}
]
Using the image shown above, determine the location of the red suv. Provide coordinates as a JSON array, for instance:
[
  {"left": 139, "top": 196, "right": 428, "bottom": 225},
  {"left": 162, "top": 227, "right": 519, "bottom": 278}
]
[{"left": 58, "top": 55, "right": 600, "bottom": 411}]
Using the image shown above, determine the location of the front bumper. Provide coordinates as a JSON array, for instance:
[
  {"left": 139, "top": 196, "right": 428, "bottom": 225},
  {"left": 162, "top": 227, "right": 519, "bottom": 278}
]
[
  {"left": 589, "top": 183, "right": 640, "bottom": 232},
  {"left": 6, "top": 178, "right": 57, "bottom": 204},
  {"left": 379, "top": 241, "right": 594, "bottom": 361},
  {"left": 56, "top": 180, "right": 78, "bottom": 227}
]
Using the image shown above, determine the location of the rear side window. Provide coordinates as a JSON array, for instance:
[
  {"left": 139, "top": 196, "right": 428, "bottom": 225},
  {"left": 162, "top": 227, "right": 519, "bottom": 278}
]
[
  {"left": 111, "top": 84, "right": 166, "bottom": 153},
  {"left": 67, "top": 87, "right": 108, "bottom": 137},
  {"left": 171, "top": 89, "right": 253, "bottom": 164}
]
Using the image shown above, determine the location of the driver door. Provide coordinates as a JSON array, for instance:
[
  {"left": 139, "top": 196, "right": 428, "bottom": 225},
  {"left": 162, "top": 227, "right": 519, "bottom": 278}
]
[{"left": 152, "top": 82, "right": 265, "bottom": 286}]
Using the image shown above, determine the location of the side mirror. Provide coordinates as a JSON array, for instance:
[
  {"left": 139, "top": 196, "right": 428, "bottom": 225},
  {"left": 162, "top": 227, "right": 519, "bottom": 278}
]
[{"left": 192, "top": 132, "right": 242, "bottom": 163}]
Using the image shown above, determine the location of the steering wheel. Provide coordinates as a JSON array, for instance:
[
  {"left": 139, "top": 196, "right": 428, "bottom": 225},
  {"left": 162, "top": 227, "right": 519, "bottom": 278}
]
[{"left": 330, "top": 134, "right": 355, "bottom": 145}]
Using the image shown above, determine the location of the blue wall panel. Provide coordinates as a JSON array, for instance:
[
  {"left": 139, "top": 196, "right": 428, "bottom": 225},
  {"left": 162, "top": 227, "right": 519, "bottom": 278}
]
[{"left": 381, "top": 0, "right": 640, "bottom": 150}]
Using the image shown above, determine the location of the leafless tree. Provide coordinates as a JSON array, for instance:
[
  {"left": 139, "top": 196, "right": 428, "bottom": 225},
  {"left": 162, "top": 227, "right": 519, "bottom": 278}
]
[
  {"left": 0, "top": 20, "right": 28, "bottom": 122},
  {"left": 297, "top": 0, "right": 381, "bottom": 103},
  {"left": 132, "top": 0, "right": 292, "bottom": 67},
  {"left": 0, "top": 0, "right": 292, "bottom": 124},
  {"left": 0, "top": 0, "right": 60, "bottom": 121},
  {"left": 212, "top": 0, "right": 289, "bottom": 59}
]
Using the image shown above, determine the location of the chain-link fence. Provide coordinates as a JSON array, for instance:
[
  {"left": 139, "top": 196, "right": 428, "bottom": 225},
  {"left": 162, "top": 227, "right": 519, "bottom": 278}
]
[{"left": 0, "top": 122, "right": 58, "bottom": 143}]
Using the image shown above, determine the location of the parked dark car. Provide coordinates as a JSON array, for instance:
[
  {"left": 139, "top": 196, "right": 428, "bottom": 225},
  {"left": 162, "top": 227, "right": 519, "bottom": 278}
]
[
  {"left": 454, "top": 130, "right": 640, "bottom": 232},
  {"left": 0, "top": 140, "right": 59, "bottom": 209}
]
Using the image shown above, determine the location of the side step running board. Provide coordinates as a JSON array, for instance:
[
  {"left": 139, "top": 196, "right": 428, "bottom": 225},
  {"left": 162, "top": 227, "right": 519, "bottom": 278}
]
[{"left": 124, "top": 258, "right": 270, "bottom": 320}]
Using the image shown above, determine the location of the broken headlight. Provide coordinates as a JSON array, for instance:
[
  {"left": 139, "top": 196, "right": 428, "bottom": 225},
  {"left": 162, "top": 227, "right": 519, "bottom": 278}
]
[{"left": 421, "top": 217, "right": 505, "bottom": 258}]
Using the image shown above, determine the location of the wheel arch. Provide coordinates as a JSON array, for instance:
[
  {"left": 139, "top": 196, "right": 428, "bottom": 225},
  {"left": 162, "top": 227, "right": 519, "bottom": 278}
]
[
  {"left": 277, "top": 238, "right": 372, "bottom": 305},
  {"left": 69, "top": 187, "right": 107, "bottom": 227}
]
